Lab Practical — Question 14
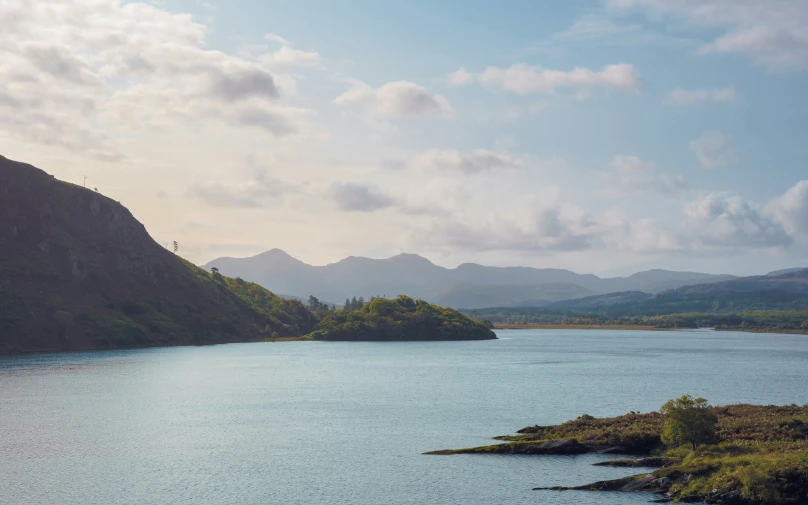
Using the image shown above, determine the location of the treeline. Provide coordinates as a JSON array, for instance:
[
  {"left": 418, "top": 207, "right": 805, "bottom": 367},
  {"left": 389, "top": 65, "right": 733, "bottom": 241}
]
[
  {"left": 306, "top": 295, "right": 369, "bottom": 318},
  {"left": 465, "top": 307, "right": 808, "bottom": 332}
]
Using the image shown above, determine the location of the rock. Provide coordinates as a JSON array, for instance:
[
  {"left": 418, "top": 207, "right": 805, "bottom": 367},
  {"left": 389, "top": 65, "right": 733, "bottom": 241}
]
[
  {"left": 537, "top": 439, "right": 588, "bottom": 454},
  {"left": 593, "top": 457, "right": 678, "bottom": 468},
  {"left": 597, "top": 446, "right": 627, "bottom": 454}
]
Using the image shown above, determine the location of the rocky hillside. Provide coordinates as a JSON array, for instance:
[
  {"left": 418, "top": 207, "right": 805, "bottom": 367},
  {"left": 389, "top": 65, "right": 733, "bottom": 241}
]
[{"left": 0, "top": 155, "right": 316, "bottom": 353}]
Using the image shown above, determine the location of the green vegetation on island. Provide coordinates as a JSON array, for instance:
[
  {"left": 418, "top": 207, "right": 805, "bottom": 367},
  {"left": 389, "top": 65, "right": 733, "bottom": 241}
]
[
  {"left": 306, "top": 295, "right": 497, "bottom": 341},
  {"left": 427, "top": 396, "right": 808, "bottom": 504}
]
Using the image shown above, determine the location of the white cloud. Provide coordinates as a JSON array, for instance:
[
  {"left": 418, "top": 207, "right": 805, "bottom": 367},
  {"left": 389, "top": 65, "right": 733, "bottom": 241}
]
[
  {"left": 261, "top": 33, "right": 320, "bottom": 67},
  {"left": 447, "top": 67, "right": 475, "bottom": 85},
  {"left": 379, "top": 158, "right": 407, "bottom": 171},
  {"left": 418, "top": 202, "right": 602, "bottom": 253},
  {"left": 603, "top": 155, "right": 690, "bottom": 194},
  {"left": 333, "top": 79, "right": 452, "bottom": 118},
  {"left": 767, "top": 180, "right": 808, "bottom": 236},
  {"left": 448, "top": 63, "right": 643, "bottom": 95},
  {"left": 187, "top": 160, "right": 303, "bottom": 208},
  {"left": 689, "top": 131, "right": 738, "bottom": 169},
  {"left": 664, "top": 86, "right": 736, "bottom": 106},
  {"left": 0, "top": 0, "right": 314, "bottom": 162},
  {"left": 608, "top": 0, "right": 808, "bottom": 70},
  {"left": 413, "top": 149, "right": 523, "bottom": 175},
  {"left": 682, "top": 192, "right": 792, "bottom": 248}
]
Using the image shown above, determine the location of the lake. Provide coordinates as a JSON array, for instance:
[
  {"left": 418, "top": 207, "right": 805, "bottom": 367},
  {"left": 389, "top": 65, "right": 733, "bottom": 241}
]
[{"left": 2, "top": 329, "right": 807, "bottom": 505}]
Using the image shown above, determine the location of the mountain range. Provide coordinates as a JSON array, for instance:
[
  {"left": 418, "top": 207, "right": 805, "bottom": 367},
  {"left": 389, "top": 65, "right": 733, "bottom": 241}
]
[{"left": 204, "top": 250, "right": 740, "bottom": 309}]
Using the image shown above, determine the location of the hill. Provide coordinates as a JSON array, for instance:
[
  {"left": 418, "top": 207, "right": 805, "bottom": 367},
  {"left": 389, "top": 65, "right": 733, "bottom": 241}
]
[
  {"left": 0, "top": 155, "right": 317, "bottom": 353},
  {"left": 204, "top": 251, "right": 735, "bottom": 309},
  {"left": 547, "top": 291, "right": 653, "bottom": 310},
  {"left": 307, "top": 295, "right": 497, "bottom": 341},
  {"left": 434, "top": 282, "right": 593, "bottom": 309},
  {"left": 470, "top": 268, "right": 808, "bottom": 322}
]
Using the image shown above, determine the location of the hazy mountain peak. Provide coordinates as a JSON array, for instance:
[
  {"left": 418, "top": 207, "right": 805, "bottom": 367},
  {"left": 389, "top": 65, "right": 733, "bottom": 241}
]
[
  {"left": 254, "top": 248, "right": 297, "bottom": 260},
  {"left": 386, "top": 253, "right": 437, "bottom": 265}
]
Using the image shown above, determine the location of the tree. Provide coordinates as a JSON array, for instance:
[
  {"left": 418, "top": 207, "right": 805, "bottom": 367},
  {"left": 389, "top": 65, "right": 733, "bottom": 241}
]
[
  {"left": 173, "top": 241, "right": 179, "bottom": 254},
  {"left": 308, "top": 295, "right": 320, "bottom": 311},
  {"left": 343, "top": 298, "right": 351, "bottom": 311},
  {"left": 660, "top": 395, "right": 718, "bottom": 450},
  {"left": 210, "top": 266, "right": 219, "bottom": 276}
]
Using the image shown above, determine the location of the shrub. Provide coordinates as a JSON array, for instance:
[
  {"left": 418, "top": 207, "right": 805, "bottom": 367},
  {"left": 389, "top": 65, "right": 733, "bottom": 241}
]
[{"left": 661, "top": 395, "right": 718, "bottom": 450}]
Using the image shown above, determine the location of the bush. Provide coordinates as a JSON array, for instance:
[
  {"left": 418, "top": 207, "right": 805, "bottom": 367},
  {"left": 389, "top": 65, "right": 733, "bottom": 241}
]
[{"left": 661, "top": 395, "right": 718, "bottom": 450}]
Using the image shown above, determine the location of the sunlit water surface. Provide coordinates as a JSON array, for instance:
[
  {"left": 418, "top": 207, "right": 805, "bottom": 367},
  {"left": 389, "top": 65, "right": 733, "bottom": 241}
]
[{"left": 2, "top": 329, "right": 807, "bottom": 505}]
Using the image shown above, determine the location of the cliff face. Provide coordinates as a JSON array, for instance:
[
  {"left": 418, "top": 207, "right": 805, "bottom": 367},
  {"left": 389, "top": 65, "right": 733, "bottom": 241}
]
[{"left": 0, "top": 155, "right": 315, "bottom": 352}]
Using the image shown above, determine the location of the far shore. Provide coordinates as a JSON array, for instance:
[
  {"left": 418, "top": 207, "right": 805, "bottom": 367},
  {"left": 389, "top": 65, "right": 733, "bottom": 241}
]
[
  {"left": 494, "top": 323, "right": 808, "bottom": 335},
  {"left": 493, "top": 323, "right": 666, "bottom": 331}
]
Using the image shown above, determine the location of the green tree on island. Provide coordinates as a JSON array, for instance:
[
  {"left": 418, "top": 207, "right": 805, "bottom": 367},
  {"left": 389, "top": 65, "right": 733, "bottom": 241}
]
[{"left": 660, "top": 395, "right": 718, "bottom": 450}]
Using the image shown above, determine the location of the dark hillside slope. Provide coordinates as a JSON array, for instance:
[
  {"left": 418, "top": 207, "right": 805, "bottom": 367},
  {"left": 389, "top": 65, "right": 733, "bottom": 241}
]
[{"left": 0, "top": 155, "right": 316, "bottom": 353}]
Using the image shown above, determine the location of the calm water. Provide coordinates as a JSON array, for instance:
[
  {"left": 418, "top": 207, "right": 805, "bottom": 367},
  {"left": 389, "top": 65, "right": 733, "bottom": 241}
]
[{"left": 2, "top": 329, "right": 807, "bottom": 505}]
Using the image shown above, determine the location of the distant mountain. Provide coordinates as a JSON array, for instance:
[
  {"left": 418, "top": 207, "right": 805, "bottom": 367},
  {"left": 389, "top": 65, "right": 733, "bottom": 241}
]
[
  {"left": 546, "top": 268, "right": 808, "bottom": 317},
  {"left": 434, "top": 283, "right": 593, "bottom": 309},
  {"left": 765, "top": 268, "right": 806, "bottom": 277},
  {"left": 204, "top": 250, "right": 738, "bottom": 309},
  {"left": 667, "top": 268, "right": 808, "bottom": 296},
  {"left": 0, "top": 155, "right": 316, "bottom": 353},
  {"left": 548, "top": 291, "right": 653, "bottom": 310}
]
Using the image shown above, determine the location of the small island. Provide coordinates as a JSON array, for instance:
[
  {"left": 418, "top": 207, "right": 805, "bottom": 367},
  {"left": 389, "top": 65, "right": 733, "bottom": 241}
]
[
  {"left": 426, "top": 396, "right": 808, "bottom": 504},
  {"left": 305, "top": 295, "right": 497, "bottom": 341}
]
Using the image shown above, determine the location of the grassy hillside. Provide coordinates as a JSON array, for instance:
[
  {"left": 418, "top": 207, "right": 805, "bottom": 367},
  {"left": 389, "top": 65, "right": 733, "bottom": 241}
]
[
  {"left": 0, "top": 155, "right": 316, "bottom": 353},
  {"left": 307, "top": 295, "right": 497, "bottom": 341}
]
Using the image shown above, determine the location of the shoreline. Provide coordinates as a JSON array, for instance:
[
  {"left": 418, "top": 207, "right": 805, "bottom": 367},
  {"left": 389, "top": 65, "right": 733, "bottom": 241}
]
[
  {"left": 493, "top": 323, "right": 665, "bottom": 331},
  {"left": 494, "top": 323, "right": 808, "bottom": 335}
]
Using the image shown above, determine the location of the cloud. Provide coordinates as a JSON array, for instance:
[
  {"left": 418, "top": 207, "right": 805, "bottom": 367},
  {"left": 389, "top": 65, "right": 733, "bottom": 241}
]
[
  {"left": 447, "top": 63, "right": 643, "bottom": 95},
  {"left": 379, "top": 158, "right": 407, "bottom": 171},
  {"left": 329, "top": 183, "right": 395, "bottom": 212},
  {"left": 608, "top": 0, "right": 808, "bottom": 70},
  {"left": 208, "top": 68, "right": 279, "bottom": 102},
  {"left": 603, "top": 154, "right": 690, "bottom": 194},
  {"left": 187, "top": 164, "right": 302, "bottom": 208},
  {"left": 407, "top": 180, "right": 806, "bottom": 257},
  {"left": 413, "top": 149, "right": 523, "bottom": 174},
  {"left": 682, "top": 192, "right": 792, "bottom": 248},
  {"left": 419, "top": 204, "right": 600, "bottom": 253},
  {"left": 261, "top": 33, "right": 320, "bottom": 67},
  {"left": 664, "top": 86, "right": 736, "bottom": 106},
  {"left": 0, "top": 0, "right": 314, "bottom": 161},
  {"left": 689, "top": 131, "right": 738, "bottom": 169},
  {"left": 767, "top": 180, "right": 808, "bottom": 236},
  {"left": 333, "top": 79, "right": 452, "bottom": 119}
]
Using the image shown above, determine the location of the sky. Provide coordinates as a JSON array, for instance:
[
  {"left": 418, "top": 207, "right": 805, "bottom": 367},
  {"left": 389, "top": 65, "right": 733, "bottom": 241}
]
[{"left": 1, "top": 0, "right": 807, "bottom": 276}]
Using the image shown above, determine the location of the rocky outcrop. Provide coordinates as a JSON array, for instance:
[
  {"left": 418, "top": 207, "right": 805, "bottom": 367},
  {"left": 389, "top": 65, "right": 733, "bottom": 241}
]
[
  {"left": 593, "top": 457, "right": 678, "bottom": 468},
  {"left": 534, "top": 471, "right": 751, "bottom": 504}
]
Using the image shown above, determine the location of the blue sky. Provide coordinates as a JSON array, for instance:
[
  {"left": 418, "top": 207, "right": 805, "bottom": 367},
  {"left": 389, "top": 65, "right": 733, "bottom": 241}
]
[{"left": 2, "top": 0, "right": 807, "bottom": 275}]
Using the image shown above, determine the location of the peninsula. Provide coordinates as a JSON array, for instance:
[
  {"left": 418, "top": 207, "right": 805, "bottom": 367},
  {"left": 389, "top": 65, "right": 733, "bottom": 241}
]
[{"left": 427, "top": 398, "right": 808, "bottom": 504}]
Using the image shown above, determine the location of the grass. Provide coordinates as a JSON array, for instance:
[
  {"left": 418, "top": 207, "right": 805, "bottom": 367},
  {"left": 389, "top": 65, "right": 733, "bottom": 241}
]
[{"left": 430, "top": 404, "right": 808, "bottom": 504}]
